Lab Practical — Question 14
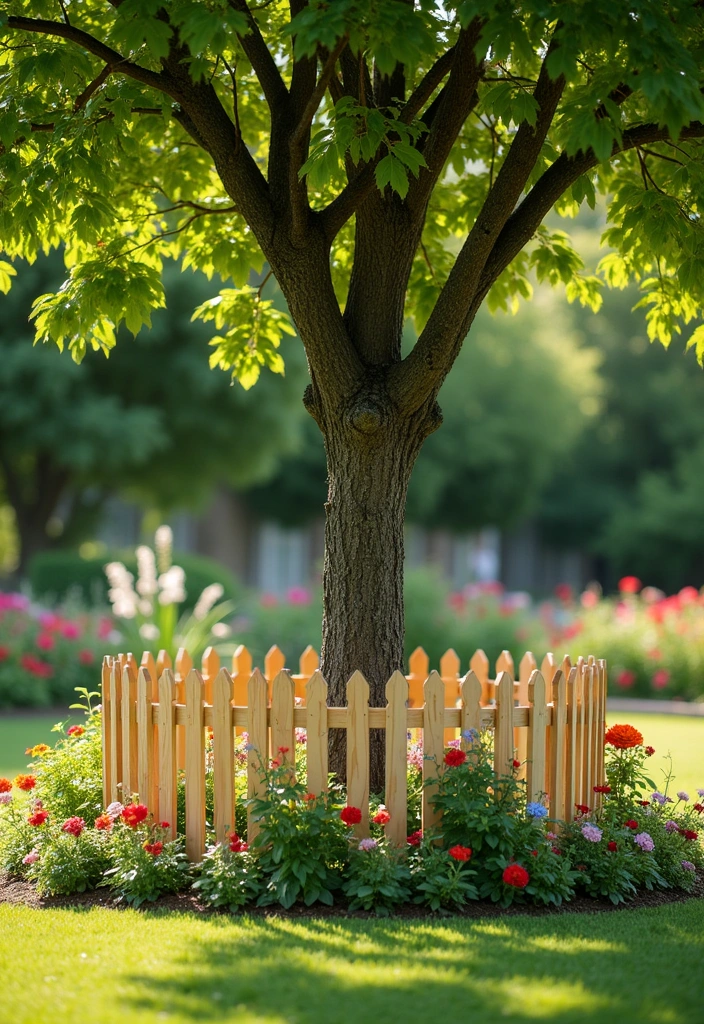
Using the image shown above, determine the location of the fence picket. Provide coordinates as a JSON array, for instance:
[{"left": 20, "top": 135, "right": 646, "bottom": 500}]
[
  {"left": 184, "top": 668, "right": 206, "bottom": 861},
  {"left": 175, "top": 648, "right": 192, "bottom": 771},
  {"left": 494, "top": 671, "right": 515, "bottom": 777},
  {"left": 213, "top": 667, "right": 235, "bottom": 842},
  {"left": 584, "top": 665, "right": 595, "bottom": 801},
  {"left": 516, "top": 652, "right": 536, "bottom": 775},
  {"left": 541, "top": 652, "right": 557, "bottom": 684},
  {"left": 422, "top": 671, "right": 445, "bottom": 834},
  {"left": 408, "top": 647, "right": 429, "bottom": 708},
  {"left": 305, "top": 671, "right": 328, "bottom": 796},
  {"left": 101, "top": 656, "right": 112, "bottom": 807},
  {"left": 232, "top": 645, "right": 252, "bottom": 728},
  {"left": 460, "top": 670, "right": 482, "bottom": 746},
  {"left": 201, "top": 647, "right": 220, "bottom": 705},
  {"left": 265, "top": 646, "right": 285, "bottom": 698},
  {"left": 347, "top": 671, "right": 370, "bottom": 836},
  {"left": 121, "top": 663, "right": 138, "bottom": 801},
  {"left": 136, "top": 667, "right": 156, "bottom": 811},
  {"left": 109, "top": 660, "right": 122, "bottom": 803},
  {"left": 496, "top": 650, "right": 515, "bottom": 678},
  {"left": 157, "top": 668, "right": 178, "bottom": 841},
  {"left": 527, "top": 670, "right": 548, "bottom": 803},
  {"left": 597, "top": 660, "right": 607, "bottom": 791},
  {"left": 247, "top": 669, "right": 268, "bottom": 842},
  {"left": 565, "top": 667, "right": 578, "bottom": 821},
  {"left": 574, "top": 662, "right": 586, "bottom": 807},
  {"left": 470, "top": 649, "right": 490, "bottom": 705},
  {"left": 271, "top": 670, "right": 295, "bottom": 772},
  {"left": 385, "top": 671, "right": 409, "bottom": 847},
  {"left": 549, "top": 669, "right": 567, "bottom": 822}
]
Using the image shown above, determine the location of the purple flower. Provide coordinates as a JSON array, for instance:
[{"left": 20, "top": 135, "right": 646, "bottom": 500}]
[
  {"left": 681, "top": 861, "right": 695, "bottom": 872},
  {"left": 462, "top": 728, "right": 479, "bottom": 743},
  {"left": 664, "top": 820, "right": 679, "bottom": 833},
  {"left": 634, "top": 832, "right": 654, "bottom": 852},
  {"left": 358, "top": 838, "right": 377, "bottom": 852},
  {"left": 581, "top": 824, "right": 603, "bottom": 843},
  {"left": 698, "top": 789, "right": 704, "bottom": 798},
  {"left": 0, "top": 793, "right": 12, "bottom": 806},
  {"left": 677, "top": 791, "right": 690, "bottom": 802},
  {"left": 651, "top": 792, "right": 667, "bottom": 806}
]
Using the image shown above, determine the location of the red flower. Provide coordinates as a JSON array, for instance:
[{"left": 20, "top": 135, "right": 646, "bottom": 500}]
[
  {"left": 372, "top": 809, "right": 391, "bottom": 825},
  {"left": 78, "top": 649, "right": 94, "bottom": 666},
  {"left": 407, "top": 830, "right": 423, "bottom": 847},
  {"left": 160, "top": 821, "right": 170, "bottom": 829},
  {"left": 14, "top": 774, "right": 36, "bottom": 791},
  {"left": 229, "top": 832, "right": 248, "bottom": 852},
  {"left": 61, "top": 622, "right": 81, "bottom": 640},
  {"left": 652, "top": 669, "right": 670, "bottom": 690},
  {"left": 616, "top": 670, "right": 636, "bottom": 689},
  {"left": 638, "top": 800, "right": 651, "bottom": 807},
  {"left": 0, "top": 778, "right": 12, "bottom": 793},
  {"left": 502, "top": 864, "right": 530, "bottom": 888},
  {"left": 302, "top": 794, "right": 316, "bottom": 803},
  {"left": 575, "top": 804, "right": 590, "bottom": 815},
  {"left": 444, "top": 748, "right": 467, "bottom": 767},
  {"left": 607, "top": 841, "right": 618, "bottom": 852},
  {"left": 624, "top": 820, "right": 639, "bottom": 830},
  {"left": 94, "top": 814, "right": 113, "bottom": 830},
  {"left": 277, "top": 746, "right": 290, "bottom": 755},
  {"left": 554, "top": 583, "right": 572, "bottom": 602},
  {"left": 645, "top": 746, "right": 655, "bottom": 757},
  {"left": 121, "top": 803, "right": 149, "bottom": 828},
  {"left": 36, "top": 633, "right": 55, "bottom": 652},
  {"left": 593, "top": 785, "right": 612, "bottom": 794},
  {"left": 551, "top": 847, "right": 562, "bottom": 855},
  {"left": 618, "top": 576, "right": 642, "bottom": 594},
  {"left": 693, "top": 804, "right": 704, "bottom": 814},
  {"left": 67, "top": 725, "right": 85, "bottom": 738},
  {"left": 143, "top": 841, "right": 163, "bottom": 856},
  {"left": 683, "top": 830, "right": 698, "bottom": 841},
  {"left": 62, "top": 816, "right": 85, "bottom": 837},
  {"left": 20, "top": 654, "right": 53, "bottom": 679},
  {"left": 448, "top": 845, "right": 472, "bottom": 862},
  {"left": 28, "top": 810, "right": 49, "bottom": 826},
  {"left": 340, "top": 806, "right": 362, "bottom": 826},
  {"left": 0, "top": 645, "right": 9, "bottom": 661},
  {"left": 605, "top": 724, "right": 643, "bottom": 749},
  {"left": 512, "top": 759, "right": 521, "bottom": 769}
]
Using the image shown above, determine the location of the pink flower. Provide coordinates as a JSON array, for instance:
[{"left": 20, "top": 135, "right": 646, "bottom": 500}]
[
  {"left": 36, "top": 633, "right": 55, "bottom": 651},
  {"left": 38, "top": 612, "right": 62, "bottom": 631},
  {"left": 61, "top": 622, "right": 81, "bottom": 640},
  {"left": 617, "top": 670, "right": 637, "bottom": 689},
  {"left": 678, "top": 586, "right": 699, "bottom": 604},
  {"left": 22, "top": 849, "right": 40, "bottom": 865},
  {"left": 78, "top": 649, "right": 94, "bottom": 665},
  {"left": 618, "top": 576, "right": 642, "bottom": 594},
  {"left": 652, "top": 669, "right": 670, "bottom": 690},
  {"left": 580, "top": 590, "right": 599, "bottom": 609},
  {"left": 97, "top": 617, "right": 113, "bottom": 640},
  {"left": 260, "top": 594, "right": 278, "bottom": 608},
  {"left": 286, "top": 586, "right": 311, "bottom": 606}
]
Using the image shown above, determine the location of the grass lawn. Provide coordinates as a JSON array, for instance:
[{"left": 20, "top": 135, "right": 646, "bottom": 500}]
[
  {"left": 0, "top": 900, "right": 702, "bottom": 1024},
  {"left": 0, "top": 711, "right": 77, "bottom": 780}
]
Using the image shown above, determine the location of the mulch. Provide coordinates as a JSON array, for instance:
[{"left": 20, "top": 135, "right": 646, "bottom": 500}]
[{"left": 1, "top": 870, "right": 702, "bottom": 920}]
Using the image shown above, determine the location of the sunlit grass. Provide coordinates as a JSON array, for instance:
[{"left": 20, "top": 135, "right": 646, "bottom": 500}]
[
  {"left": 0, "top": 900, "right": 702, "bottom": 1024},
  {"left": 610, "top": 713, "right": 704, "bottom": 797}
]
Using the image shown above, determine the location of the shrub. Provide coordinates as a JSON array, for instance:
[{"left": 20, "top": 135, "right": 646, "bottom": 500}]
[
  {"left": 27, "top": 822, "right": 110, "bottom": 896},
  {"left": 410, "top": 841, "right": 478, "bottom": 912},
  {"left": 342, "top": 837, "right": 412, "bottom": 915},
  {"left": 193, "top": 838, "right": 263, "bottom": 912},
  {"left": 103, "top": 818, "right": 189, "bottom": 906}
]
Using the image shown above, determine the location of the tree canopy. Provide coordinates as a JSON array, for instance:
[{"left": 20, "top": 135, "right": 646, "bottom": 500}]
[{"left": 1, "top": 0, "right": 704, "bottom": 382}]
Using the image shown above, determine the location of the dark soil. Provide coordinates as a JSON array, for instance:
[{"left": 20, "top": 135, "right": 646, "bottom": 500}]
[{"left": 1, "top": 870, "right": 702, "bottom": 919}]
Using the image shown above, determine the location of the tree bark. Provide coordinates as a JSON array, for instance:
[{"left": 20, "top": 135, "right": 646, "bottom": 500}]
[{"left": 317, "top": 376, "right": 440, "bottom": 793}]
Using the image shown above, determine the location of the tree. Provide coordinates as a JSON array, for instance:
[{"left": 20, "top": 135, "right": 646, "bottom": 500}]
[
  {"left": 2, "top": 1, "right": 704, "bottom": 786},
  {"left": 0, "top": 254, "right": 310, "bottom": 574}
]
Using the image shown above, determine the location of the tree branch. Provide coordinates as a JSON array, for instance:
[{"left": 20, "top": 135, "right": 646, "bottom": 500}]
[
  {"left": 401, "top": 45, "right": 456, "bottom": 124},
  {"left": 227, "top": 0, "right": 288, "bottom": 113},
  {"left": 6, "top": 16, "right": 176, "bottom": 99}
]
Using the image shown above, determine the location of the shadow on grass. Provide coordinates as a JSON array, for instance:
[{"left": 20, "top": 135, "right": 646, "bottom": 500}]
[{"left": 119, "top": 902, "right": 704, "bottom": 1024}]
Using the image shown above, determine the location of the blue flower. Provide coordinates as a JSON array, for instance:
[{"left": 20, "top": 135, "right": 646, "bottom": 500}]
[
  {"left": 526, "top": 802, "right": 548, "bottom": 818},
  {"left": 462, "top": 728, "right": 479, "bottom": 743}
]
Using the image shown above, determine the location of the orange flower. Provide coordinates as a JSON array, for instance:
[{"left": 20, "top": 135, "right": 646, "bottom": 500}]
[
  {"left": 14, "top": 774, "right": 36, "bottom": 791},
  {"left": 0, "top": 778, "right": 12, "bottom": 793},
  {"left": 604, "top": 724, "right": 643, "bottom": 749}
]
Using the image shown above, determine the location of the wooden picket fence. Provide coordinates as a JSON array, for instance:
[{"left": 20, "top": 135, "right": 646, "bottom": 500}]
[{"left": 100, "top": 644, "right": 608, "bottom": 861}]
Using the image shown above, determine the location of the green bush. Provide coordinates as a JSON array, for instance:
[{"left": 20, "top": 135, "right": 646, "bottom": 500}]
[{"left": 29, "top": 550, "right": 243, "bottom": 612}]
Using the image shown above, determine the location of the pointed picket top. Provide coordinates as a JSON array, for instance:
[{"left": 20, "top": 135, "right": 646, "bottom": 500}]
[
  {"left": 213, "top": 666, "right": 234, "bottom": 705},
  {"left": 587, "top": 654, "right": 596, "bottom": 666},
  {"left": 265, "top": 645, "right": 286, "bottom": 680},
  {"left": 306, "top": 668, "right": 328, "bottom": 703},
  {"left": 541, "top": 652, "right": 557, "bottom": 684},
  {"left": 409, "top": 646, "right": 429, "bottom": 678},
  {"left": 305, "top": 670, "right": 329, "bottom": 797},
  {"left": 576, "top": 654, "right": 585, "bottom": 673},
  {"left": 271, "top": 669, "right": 295, "bottom": 767},
  {"left": 299, "top": 645, "right": 319, "bottom": 677},
  {"left": 561, "top": 653, "right": 573, "bottom": 681},
  {"left": 460, "top": 670, "right": 482, "bottom": 743},
  {"left": 201, "top": 646, "right": 220, "bottom": 679},
  {"left": 156, "top": 649, "right": 172, "bottom": 677},
  {"left": 440, "top": 648, "right": 460, "bottom": 679},
  {"left": 140, "top": 650, "right": 157, "bottom": 679},
  {"left": 496, "top": 649, "right": 514, "bottom": 678},
  {"left": 470, "top": 649, "right": 489, "bottom": 682},
  {"left": 125, "top": 651, "right": 138, "bottom": 682},
  {"left": 247, "top": 666, "right": 268, "bottom": 699},
  {"left": 519, "top": 651, "right": 537, "bottom": 683},
  {"left": 176, "top": 647, "right": 193, "bottom": 679},
  {"left": 346, "top": 669, "right": 370, "bottom": 702},
  {"left": 232, "top": 644, "right": 252, "bottom": 677},
  {"left": 385, "top": 669, "right": 409, "bottom": 705}
]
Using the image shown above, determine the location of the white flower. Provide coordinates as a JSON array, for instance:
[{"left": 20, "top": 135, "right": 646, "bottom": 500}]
[
  {"left": 210, "top": 622, "right": 231, "bottom": 639},
  {"left": 139, "top": 623, "right": 160, "bottom": 641},
  {"left": 193, "top": 583, "right": 224, "bottom": 621},
  {"left": 158, "top": 565, "right": 186, "bottom": 606},
  {"left": 138, "top": 599, "right": 153, "bottom": 617},
  {"left": 136, "top": 546, "right": 158, "bottom": 597},
  {"left": 154, "top": 525, "right": 173, "bottom": 573},
  {"left": 106, "top": 802, "right": 123, "bottom": 820}
]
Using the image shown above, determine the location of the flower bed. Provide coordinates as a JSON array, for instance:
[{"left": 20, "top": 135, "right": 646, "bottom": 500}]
[{"left": 1, "top": 691, "right": 701, "bottom": 914}]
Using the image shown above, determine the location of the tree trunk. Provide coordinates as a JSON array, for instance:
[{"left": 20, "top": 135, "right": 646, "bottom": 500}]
[{"left": 318, "top": 384, "right": 437, "bottom": 793}]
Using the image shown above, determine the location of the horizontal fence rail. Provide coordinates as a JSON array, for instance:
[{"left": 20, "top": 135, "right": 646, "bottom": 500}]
[{"left": 101, "top": 645, "right": 608, "bottom": 860}]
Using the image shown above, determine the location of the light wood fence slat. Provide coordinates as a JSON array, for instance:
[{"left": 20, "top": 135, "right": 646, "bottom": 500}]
[
  {"left": 109, "top": 660, "right": 122, "bottom": 803},
  {"left": 265, "top": 646, "right": 286, "bottom": 700},
  {"left": 101, "top": 657, "right": 112, "bottom": 807},
  {"left": 494, "top": 671, "right": 515, "bottom": 777},
  {"left": 470, "top": 649, "right": 491, "bottom": 705},
  {"left": 175, "top": 648, "right": 192, "bottom": 771},
  {"left": 598, "top": 661, "right": 608, "bottom": 790},
  {"left": 157, "top": 668, "right": 178, "bottom": 841},
  {"left": 440, "top": 649, "right": 461, "bottom": 743},
  {"left": 496, "top": 650, "right": 515, "bottom": 678},
  {"left": 347, "top": 671, "right": 370, "bottom": 837},
  {"left": 565, "top": 667, "right": 578, "bottom": 821},
  {"left": 517, "top": 652, "right": 537, "bottom": 775},
  {"left": 422, "top": 671, "right": 445, "bottom": 835},
  {"left": 247, "top": 669, "right": 268, "bottom": 842},
  {"left": 201, "top": 647, "right": 220, "bottom": 706},
  {"left": 156, "top": 649, "right": 172, "bottom": 676},
  {"left": 584, "top": 665, "right": 595, "bottom": 802},
  {"left": 541, "top": 652, "right": 557, "bottom": 685},
  {"left": 385, "top": 671, "right": 409, "bottom": 847},
  {"left": 232, "top": 645, "right": 253, "bottom": 729},
  {"left": 574, "top": 662, "right": 586, "bottom": 807},
  {"left": 213, "top": 667, "right": 235, "bottom": 842},
  {"left": 305, "top": 671, "right": 328, "bottom": 796},
  {"left": 408, "top": 647, "right": 429, "bottom": 708},
  {"left": 271, "top": 670, "right": 296, "bottom": 772},
  {"left": 136, "top": 667, "right": 156, "bottom": 812},
  {"left": 549, "top": 669, "right": 567, "bottom": 822},
  {"left": 526, "top": 670, "right": 548, "bottom": 803},
  {"left": 460, "top": 670, "right": 482, "bottom": 747},
  {"left": 184, "top": 669, "right": 206, "bottom": 861},
  {"left": 140, "top": 651, "right": 160, "bottom": 801},
  {"left": 121, "top": 664, "right": 139, "bottom": 801}
]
